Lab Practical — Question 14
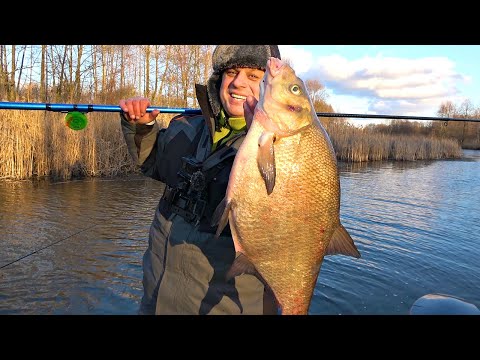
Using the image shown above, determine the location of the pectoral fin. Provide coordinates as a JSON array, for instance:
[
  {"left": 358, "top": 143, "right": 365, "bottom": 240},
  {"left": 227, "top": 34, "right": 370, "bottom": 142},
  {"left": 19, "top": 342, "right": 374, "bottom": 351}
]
[
  {"left": 257, "top": 131, "right": 276, "bottom": 195},
  {"left": 326, "top": 223, "right": 361, "bottom": 258}
]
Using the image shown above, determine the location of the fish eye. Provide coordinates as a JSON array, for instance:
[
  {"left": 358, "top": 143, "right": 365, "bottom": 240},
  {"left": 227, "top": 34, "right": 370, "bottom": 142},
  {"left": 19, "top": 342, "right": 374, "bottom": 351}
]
[{"left": 290, "top": 84, "right": 301, "bottom": 95}]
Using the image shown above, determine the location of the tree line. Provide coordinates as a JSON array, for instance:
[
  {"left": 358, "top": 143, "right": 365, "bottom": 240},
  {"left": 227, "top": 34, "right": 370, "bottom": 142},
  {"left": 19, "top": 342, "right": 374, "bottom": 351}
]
[
  {"left": 1, "top": 45, "right": 478, "bottom": 150},
  {"left": 0, "top": 45, "right": 214, "bottom": 107},
  {"left": 0, "top": 45, "right": 478, "bottom": 181}
]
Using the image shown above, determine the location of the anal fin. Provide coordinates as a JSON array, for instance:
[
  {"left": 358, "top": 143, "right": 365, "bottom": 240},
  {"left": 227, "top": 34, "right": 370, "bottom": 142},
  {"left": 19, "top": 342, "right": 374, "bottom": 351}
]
[
  {"left": 227, "top": 252, "right": 280, "bottom": 315},
  {"left": 226, "top": 252, "right": 258, "bottom": 281}
]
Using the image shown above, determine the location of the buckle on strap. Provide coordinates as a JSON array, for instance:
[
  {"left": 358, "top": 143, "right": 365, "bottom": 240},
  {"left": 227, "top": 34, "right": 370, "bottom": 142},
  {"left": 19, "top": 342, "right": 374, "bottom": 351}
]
[{"left": 161, "top": 185, "right": 207, "bottom": 225}]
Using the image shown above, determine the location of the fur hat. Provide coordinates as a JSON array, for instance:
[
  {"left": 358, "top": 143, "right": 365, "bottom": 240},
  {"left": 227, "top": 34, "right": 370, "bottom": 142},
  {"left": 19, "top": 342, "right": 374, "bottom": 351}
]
[{"left": 206, "top": 45, "right": 281, "bottom": 118}]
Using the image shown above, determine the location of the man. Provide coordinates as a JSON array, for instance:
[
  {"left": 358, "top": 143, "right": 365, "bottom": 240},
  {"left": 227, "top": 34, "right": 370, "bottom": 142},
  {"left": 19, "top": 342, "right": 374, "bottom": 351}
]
[{"left": 120, "top": 45, "right": 281, "bottom": 315}]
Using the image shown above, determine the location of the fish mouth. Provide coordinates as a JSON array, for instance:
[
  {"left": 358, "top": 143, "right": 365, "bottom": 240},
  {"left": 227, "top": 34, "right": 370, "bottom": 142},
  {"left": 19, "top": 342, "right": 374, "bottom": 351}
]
[
  {"left": 267, "top": 57, "right": 284, "bottom": 78},
  {"left": 262, "top": 57, "right": 285, "bottom": 105},
  {"left": 259, "top": 57, "right": 284, "bottom": 105}
]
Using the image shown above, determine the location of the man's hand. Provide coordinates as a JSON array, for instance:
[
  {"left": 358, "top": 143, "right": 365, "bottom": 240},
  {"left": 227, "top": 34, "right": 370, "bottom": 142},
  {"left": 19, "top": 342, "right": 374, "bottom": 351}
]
[
  {"left": 243, "top": 95, "right": 258, "bottom": 130},
  {"left": 119, "top": 96, "right": 160, "bottom": 124}
]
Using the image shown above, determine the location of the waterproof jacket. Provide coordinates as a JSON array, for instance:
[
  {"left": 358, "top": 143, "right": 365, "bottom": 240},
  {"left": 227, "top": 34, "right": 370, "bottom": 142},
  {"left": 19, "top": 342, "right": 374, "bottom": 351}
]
[{"left": 121, "top": 84, "right": 267, "bottom": 315}]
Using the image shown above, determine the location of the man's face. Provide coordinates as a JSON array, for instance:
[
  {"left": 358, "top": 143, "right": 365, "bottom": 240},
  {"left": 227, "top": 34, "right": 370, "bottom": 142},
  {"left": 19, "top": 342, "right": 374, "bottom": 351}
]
[{"left": 219, "top": 67, "right": 265, "bottom": 117}]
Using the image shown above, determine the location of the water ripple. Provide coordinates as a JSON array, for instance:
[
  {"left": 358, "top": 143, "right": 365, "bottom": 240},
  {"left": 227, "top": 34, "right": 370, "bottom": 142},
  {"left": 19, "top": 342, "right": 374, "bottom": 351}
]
[{"left": 1, "top": 151, "right": 479, "bottom": 314}]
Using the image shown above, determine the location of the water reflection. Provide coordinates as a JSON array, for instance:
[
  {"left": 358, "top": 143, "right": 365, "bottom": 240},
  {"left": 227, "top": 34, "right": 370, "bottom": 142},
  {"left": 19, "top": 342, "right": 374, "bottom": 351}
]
[
  {"left": 314, "top": 150, "right": 480, "bottom": 314},
  {"left": 0, "top": 176, "right": 164, "bottom": 314},
  {"left": 0, "top": 151, "right": 479, "bottom": 315},
  {"left": 339, "top": 158, "right": 437, "bottom": 174}
]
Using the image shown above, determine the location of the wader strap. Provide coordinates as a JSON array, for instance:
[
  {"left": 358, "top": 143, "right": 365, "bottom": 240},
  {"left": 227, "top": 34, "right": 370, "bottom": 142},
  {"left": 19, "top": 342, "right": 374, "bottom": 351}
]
[
  {"left": 160, "top": 132, "right": 245, "bottom": 225},
  {"left": 194, "top": 124, "right": 211, "bottom": 163}
]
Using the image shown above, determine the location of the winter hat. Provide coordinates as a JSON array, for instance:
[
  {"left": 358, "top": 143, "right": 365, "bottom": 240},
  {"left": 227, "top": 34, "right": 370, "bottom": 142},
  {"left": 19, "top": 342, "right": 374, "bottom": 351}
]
[{"left": 206, "top": 45, "right": 281, "bottom": 119}]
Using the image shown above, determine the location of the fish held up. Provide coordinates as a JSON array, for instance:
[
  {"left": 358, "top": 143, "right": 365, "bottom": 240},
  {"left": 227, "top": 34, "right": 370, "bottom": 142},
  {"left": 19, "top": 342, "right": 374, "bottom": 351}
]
[{"left": 212, "top": 56, "right": 361, "bottom": 315}]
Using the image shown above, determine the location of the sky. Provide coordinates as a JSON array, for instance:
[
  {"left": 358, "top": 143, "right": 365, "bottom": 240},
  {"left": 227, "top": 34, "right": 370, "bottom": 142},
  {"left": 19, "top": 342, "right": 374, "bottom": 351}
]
[{"left": 278, "top": 45, "right": 479, "bottom": 124}]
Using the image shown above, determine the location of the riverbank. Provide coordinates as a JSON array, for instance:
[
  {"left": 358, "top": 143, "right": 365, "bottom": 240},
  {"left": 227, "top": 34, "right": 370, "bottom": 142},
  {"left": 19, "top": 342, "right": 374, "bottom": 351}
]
[{"left": 1, "top": 111, "right": 463, "bottom": 181}]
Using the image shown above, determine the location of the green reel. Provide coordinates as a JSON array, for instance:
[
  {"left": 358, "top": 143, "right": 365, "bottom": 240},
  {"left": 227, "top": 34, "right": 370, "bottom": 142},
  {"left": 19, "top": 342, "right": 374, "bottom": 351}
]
[{"left": 65, "top": 111, "right": 88, "bottom": 130}]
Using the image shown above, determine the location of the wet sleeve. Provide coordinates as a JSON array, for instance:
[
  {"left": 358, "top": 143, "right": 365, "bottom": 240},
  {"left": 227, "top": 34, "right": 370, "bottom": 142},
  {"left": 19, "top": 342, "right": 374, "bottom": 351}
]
[{"left": 120, "top": 112, "right": 160, "bottom": 166}]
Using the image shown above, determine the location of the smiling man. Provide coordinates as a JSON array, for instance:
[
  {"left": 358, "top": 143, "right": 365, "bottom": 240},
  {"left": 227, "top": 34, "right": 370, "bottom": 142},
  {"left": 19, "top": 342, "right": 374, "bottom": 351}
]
[{"left": 119, "top": 45, "right": 281, "bottom": 315}]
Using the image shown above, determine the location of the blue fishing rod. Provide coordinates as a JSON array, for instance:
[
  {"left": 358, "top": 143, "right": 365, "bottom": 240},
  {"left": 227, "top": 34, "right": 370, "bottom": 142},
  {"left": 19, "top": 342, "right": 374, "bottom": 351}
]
[
  {"left": 0, "top": 101, "right": 203, "bottom": 130},
  {"left": 1, "top": 101, "right": 479, "bottom": 131}
]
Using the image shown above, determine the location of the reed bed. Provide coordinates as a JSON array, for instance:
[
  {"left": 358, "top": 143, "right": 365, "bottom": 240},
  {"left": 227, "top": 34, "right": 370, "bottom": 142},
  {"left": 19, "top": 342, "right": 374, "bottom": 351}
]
[
  {"left": 326, "top": 122, "right": 462, "bottom": 162},
  {"left": 0, "top": 110, "right": 137, "bottom": 181},
  {"left": 0, "top": 111, "right": 463, "bottom": 181}
]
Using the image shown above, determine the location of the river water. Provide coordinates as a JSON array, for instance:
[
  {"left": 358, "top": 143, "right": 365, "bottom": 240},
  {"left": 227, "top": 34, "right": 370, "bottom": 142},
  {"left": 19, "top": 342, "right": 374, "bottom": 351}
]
[{"left": 1, "top": 150, "right": 479, "bottom": 315}]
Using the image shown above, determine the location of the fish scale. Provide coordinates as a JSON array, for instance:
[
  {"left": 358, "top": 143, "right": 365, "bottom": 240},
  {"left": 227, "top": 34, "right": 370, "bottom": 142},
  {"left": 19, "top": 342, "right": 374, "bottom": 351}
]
[{"left": 213, "top": 57, "right": 361, "bottom": 315}]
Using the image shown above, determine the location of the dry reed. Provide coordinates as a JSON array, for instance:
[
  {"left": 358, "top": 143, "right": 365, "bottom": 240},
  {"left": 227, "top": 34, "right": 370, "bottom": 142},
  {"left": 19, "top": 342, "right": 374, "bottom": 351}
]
[
  {"left": 0, "top": 112, "right": 463, "bottom": 181},
  {"left": 326, "top": 123, "right": 462, "bottom": 162},
  {"left": 0, "top": 110, "right": 137, "bottom": 181}
]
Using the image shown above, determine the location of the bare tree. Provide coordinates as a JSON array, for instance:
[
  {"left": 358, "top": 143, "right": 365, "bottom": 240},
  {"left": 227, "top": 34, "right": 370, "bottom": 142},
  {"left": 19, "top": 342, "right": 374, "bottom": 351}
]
[
  {"left": 305, "top": 79, "right": 325, "bottom": 104},
  {"left": 72, "top": 45, "right": 84, "bottom": 102},
  {"left": 459, "top": 99, "right": 473, "bottom": 145},
  {"left": 101, "top": 45, "right": 106, "bottom": 99},
  {"left": 10, "top": 45, "right": 16, "bottom": 101},
  {"left": 120, "top": 45, "right": 124, "bottom": 90},
  {"left": 159, "top": 45, "right": 173, "bottom": 105},
  {"left": 40, "top": 45, "right": 46, "bottom": 101},
  {"left": 93, "top": 45, "right": 98, "bottom": 99},
  {"left": 15, "top": 45, "right": 27, "bottom": 100},
  {"left": 57, "top": 45, "right": 68, "bottom": 100},
  {"left": 144, "top": 45, "right": 150, "bottom": 98},
  {"left": 437, "top": 101, "right": 456, "bottom": 118}
]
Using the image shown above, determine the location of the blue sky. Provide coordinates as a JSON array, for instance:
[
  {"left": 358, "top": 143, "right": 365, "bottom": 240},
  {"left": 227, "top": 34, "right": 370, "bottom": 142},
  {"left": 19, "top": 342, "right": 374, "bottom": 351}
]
[{"left": 278, "top": 45, "right": 479, "bottom": 123}]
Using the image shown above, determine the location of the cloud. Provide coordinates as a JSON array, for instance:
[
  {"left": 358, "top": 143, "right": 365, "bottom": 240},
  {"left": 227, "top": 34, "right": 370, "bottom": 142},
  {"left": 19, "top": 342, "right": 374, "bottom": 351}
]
[
  {"left": 279, "top": 46, "right": 470, "bottom": 117},
  {"left": 310, "top": 55, "right": 464, "bottom": 99},
  {"left": 278, "top": 45, "right": 313, "bottom": 74}
]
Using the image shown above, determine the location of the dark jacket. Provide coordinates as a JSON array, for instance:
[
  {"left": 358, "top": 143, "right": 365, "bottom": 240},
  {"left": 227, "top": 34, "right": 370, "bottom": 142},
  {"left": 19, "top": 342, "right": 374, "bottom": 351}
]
[{"left": 121, "top": 84, "right": 266, "bottom": 315}]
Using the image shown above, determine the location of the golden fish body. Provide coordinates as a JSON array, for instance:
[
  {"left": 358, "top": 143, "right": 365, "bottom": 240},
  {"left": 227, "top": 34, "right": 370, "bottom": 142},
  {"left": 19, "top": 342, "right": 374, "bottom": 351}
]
[{"left": 213, "top": 57, "right": 360, "bottom": 315}]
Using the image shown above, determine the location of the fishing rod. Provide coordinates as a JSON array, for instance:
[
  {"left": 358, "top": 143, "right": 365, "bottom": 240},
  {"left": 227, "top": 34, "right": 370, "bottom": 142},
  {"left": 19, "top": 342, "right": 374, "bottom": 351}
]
[
  {"left": 0, "top": 101, "right": 203, "bottom": 130},
  {"left": 1, "top": 101, "right": 479, "bottom": 131}
]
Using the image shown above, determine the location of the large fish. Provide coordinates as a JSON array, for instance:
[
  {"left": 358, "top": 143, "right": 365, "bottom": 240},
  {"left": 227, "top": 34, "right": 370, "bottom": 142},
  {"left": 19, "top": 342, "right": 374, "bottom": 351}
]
[{"left": 212, "top": 57, "right": 361, "bottom": 315}]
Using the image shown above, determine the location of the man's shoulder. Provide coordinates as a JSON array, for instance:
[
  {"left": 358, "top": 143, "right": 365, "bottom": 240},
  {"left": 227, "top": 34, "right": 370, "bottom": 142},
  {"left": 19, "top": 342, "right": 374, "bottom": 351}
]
[
  {"left": 162, "top": 113, "right": 209, "bottom": 138},
  {"left": 167, "top": 113, "right": 207, "bottom": 128}
]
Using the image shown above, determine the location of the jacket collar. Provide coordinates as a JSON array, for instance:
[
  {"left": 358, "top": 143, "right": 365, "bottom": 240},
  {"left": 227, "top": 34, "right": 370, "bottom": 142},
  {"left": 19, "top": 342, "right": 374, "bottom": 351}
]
[{"left": 195, "top": 83, "right": 217, "bottom": 139}]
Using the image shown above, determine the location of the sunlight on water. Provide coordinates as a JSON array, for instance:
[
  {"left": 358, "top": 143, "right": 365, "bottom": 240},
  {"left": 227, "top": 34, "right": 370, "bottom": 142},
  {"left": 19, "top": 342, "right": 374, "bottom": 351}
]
[
  {"left": 311, "top": 150, "right": 480, "bottom": 314},
  {"left": 0, "top": 151, "right": 479, "bottom": 315}
]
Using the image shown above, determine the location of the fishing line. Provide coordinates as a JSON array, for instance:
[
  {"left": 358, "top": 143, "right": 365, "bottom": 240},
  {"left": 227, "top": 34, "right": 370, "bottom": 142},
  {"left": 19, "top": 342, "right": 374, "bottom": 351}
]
[
  {"left": 1, "top": 177, "right": 149, "bottom": 270},
  {"left": 0, "top": 221, "right": 101, "bottom": 270}
]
